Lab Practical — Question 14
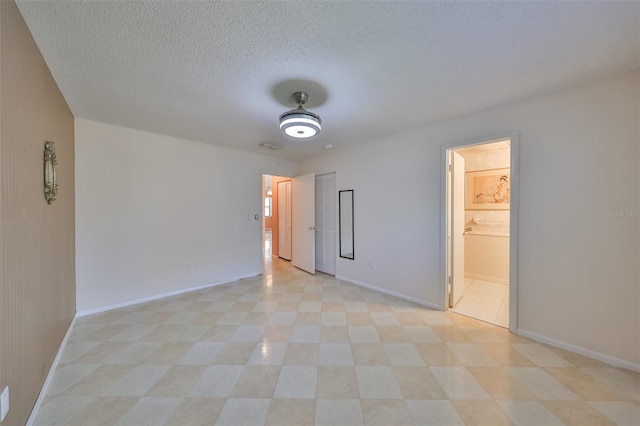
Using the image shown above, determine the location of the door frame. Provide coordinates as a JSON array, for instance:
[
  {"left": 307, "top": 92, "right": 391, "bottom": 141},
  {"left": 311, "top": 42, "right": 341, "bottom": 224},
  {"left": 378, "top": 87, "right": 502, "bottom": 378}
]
[{"left": 440, "top": 132, "right": 520, "bottom": 333}]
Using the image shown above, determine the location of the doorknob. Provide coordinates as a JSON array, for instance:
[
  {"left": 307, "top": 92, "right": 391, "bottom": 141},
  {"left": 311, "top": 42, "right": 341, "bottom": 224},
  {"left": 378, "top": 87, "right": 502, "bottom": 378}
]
[{"left": 309, "top": 226, "right": 316, "bottom": 230}]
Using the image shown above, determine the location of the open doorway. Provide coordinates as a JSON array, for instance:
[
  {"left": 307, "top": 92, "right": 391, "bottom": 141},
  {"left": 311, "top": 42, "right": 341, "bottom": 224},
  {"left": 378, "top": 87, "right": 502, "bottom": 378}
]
[
  {"left": 262, "top": 175, "right": 292, "bottom": 266},
  {"left": 445, "top": 137, "right": 518, "bottom": 330},
  {"left": 262, "top": 173, "right": 336, "bottom": 276}
]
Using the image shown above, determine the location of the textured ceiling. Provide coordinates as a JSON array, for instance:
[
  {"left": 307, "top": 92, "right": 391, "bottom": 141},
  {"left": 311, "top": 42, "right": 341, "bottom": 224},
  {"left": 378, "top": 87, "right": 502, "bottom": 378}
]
[{"left": 17, "top": 1, "right": 640, "bottom": 161}]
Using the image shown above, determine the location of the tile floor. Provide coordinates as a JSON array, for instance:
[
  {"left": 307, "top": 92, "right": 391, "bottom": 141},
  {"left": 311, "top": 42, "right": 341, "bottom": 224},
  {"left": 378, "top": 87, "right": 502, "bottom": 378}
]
[
  {"left": 33, "top": 254, "right": 639, "bottom": 425},
  {"left": 450, "top": 279, "right": 509, "bottom": 328}
]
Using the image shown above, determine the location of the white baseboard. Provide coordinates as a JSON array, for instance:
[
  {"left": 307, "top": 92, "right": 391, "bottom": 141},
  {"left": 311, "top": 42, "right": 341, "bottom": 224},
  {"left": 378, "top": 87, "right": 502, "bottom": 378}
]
[
  {"left": 76, "top": 274, "right": 259, "bottom": 317},
  {"left": 26, "top": 315, "right": 77, "bottom": 426},
  {"left": 335, "top": 275, "right": 443, "bottom": 311},
  {"left": 465, "top": 273, "right": 508, "bottom": 286},
  {"left": 517, "top": 328, "right": 640, "bottom": 372}
]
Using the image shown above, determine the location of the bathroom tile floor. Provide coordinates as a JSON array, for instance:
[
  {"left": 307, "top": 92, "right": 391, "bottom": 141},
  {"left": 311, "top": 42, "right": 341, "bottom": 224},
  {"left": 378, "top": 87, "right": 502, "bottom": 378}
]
[
  {"left": 451, "top": 279, "right": 509, "bottom": 328},
  {"left": 33, "top": 257, "right": 639, "bottom": 425}
]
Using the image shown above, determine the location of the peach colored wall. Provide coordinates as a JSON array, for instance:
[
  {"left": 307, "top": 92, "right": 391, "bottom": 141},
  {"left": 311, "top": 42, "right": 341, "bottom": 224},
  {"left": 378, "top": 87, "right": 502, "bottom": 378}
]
[
  {"left": 269, "top": 176, "right": 291, "bottom": 257},
  {"left": 1, "top": 2, "right": 76, "bottom": 424}
]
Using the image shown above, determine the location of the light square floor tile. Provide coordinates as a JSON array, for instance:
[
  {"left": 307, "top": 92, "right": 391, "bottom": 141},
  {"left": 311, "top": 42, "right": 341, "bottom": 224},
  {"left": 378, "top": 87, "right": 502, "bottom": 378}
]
[
  {"left": 146, "top": 365, "right": 206, "bottom": 397},
  {"left": 315, "top": 399, "right": 364, "bottom": 426},
  {"left": 589, "top": 401, "right": 640, "bottom": 425},
  {"left": 165, "top": 398, "right": 226, "bottom": 425},
  {"left": 320, "top": 325, "right": 349, "bottom": 342},
  {"left": 189, "top": 365, "right": 244, "bottom": 397},
  {"left": 290, "top": 325, "right": 321, "bottom": 343},
  {"left": 115, "top": 397, "right": 181, "bottom": 425},
  {"left": 506, "top": 367, "right": 581, "bottom": 400},
  {"left": 430, "top": 366, "right": 492, "bottom": 400},
  {"left": 273, "top": 365, "right": 318, "bottom": 399},
  {"left": 348, "top": 325, "right": 380, "bottom": 343},
  {"left": 105, "top": 365, "right": 171, "bottom": 397},
  {"left": 582, "top": 367, "right": 640, "bottom": 401},
  {"left": 215, "top": 398, "right": 271, "bottom": 426},
  {"left": 47, "top": 364, "right": 100, "bottom": 396},
  {"left": 543, "top": 401, "right": 619, "bottom": 426},
  {"left": 355, "top": 366, "right": 403, "bottom": 399},
  {"left": 361, "top": 399, "right": 412, "bottom": 425},
  {"left": 68, "top": 396, "right": 139, "bottom": 425},
  {"left": 230, "top": 324, "right": 266, "bottom": 342},
  {"left": 164, "top": 311, "right": 200, "bottom": 325},
  {"left": 451, "top": 400, "right": 511, "bottom": 425},
  {"left": 231, "top": 365, "right": 280, "bottom": 397},
  {"left": 110, "top": 324, "right": 158, "bottom": 341},
  {"left": 269, "top": 312, "right": 297, "bottom": 325},
  {"left": 371, "top": 312, "right": 401, "bottom": 326},
  {"left": 403, "top": 325, "right": 441, "bottom": 343},
  {"left": 320, "top": 312, "right": 347, "bottom": 326},
  {"left": 248, "top": 342, "right": 287, "bottom": 365},
  {"left": 33, "top": 396, "right": 94, "bottom": 426},
  {"left": 58, "top": 340, "right": 102, "bottom": 363},
  {"left": 383, "top": 343, "right": 426, "bottom": 366},
  {"left": 446, "top": 343, "right": 499, "bottom": 366},
  {"left": 265, "top": 398, "right": 316, "bottom": 426},
  {"left": 497, "top": 400, "right": 564, "bottom": 425},
  {"left": 317, "top": 366, "right": 360, "bottom": 399},
  {"left": 407, "top": 400, "right": 464, "bottom": 425},
  {"left": 318, "top": 342, "right": 354, "bottom": 366},
  {"left": 393, "top": 366, "right": 447, "bottom": 399},
  {"left": 32, "top": 256, "right": 640, "bottom": 426},
  {"left": 512, "top": 343, "right": 574, "bottom": 367},
  {"left": 111, "top": 341, "right": 165, "bottom": 364},
  {"left": 177, "top": 342, "right": 224, "bottom": 364}
]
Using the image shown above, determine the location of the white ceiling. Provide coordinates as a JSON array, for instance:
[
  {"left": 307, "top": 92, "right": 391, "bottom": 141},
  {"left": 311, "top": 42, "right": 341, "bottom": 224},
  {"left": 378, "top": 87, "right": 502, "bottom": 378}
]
[{"left": 17, "top": 1, "right": 639, "bottom": 162}]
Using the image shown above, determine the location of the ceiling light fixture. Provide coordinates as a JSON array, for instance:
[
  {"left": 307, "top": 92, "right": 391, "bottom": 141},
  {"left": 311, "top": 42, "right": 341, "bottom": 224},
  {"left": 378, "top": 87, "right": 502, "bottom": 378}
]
[{"left": 279, "top": 91, "right": 321, "bottom": 139}]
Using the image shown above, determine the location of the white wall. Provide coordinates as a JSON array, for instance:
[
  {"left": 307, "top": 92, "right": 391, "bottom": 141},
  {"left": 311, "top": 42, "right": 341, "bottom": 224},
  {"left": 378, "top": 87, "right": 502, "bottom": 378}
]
[
  {"left": 75, "top": 119, "right": 297, "bottom": 312},
  {"left": 301, "top": 71, "right": 639, "bottom": 367}
]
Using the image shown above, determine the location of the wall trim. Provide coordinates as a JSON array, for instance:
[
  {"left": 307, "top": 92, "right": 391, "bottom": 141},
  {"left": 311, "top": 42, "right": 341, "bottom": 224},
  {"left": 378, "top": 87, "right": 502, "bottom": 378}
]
[
  {"left": 517, "top": 328, "right": 640, "bottom": 373},
  {"left": 76, "top": 274, "right": 259, "bottom": 317},
  {"left": 26, "top": 315, "right": 77, "bottom": 426},
  {"left": 335, "top": 275, "right": 442, "bottom": 311},
  {"left": 465, "top": 273, "right": 509, "bottom": 286}
]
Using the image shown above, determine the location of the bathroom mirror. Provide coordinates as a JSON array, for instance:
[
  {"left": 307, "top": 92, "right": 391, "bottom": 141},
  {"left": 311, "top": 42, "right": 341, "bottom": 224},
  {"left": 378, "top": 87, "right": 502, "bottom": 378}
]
[{"left": 339, "top": 190, "right": 354, "bottom": 259}]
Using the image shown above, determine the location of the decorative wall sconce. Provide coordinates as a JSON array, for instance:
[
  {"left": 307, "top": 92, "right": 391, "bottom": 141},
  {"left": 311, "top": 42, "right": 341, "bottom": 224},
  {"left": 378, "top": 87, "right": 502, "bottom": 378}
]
[{"left": 43, "top": 141, "right": 58, "bottom": 204}]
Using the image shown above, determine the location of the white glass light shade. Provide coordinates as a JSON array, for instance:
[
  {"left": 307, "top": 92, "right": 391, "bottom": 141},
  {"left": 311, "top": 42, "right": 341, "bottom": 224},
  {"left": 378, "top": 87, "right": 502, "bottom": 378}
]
[{"left": 279, "top": 109, "right": 322, "bottom": 139}]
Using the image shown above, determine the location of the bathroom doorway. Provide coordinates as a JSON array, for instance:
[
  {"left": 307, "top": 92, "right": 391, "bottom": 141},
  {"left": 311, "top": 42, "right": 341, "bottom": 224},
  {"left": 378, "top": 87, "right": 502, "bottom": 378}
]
[{"left": 444, "top": 136, "right": 518, "bottom": 330}]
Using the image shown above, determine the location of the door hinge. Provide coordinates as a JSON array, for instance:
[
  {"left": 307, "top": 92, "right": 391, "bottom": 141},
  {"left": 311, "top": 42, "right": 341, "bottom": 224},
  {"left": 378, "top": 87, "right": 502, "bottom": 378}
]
[
  {"left": 448, "top": 275, "right": 452, "bottom": 285},
  {"left": 448, "top": 164, "right": 452, "bottom": 172}
]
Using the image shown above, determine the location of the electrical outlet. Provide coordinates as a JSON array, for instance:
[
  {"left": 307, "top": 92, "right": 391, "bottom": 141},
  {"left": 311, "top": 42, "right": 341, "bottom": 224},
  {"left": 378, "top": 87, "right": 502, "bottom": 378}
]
[{"left": 1, "top": 386, "right": 9, "bottom": 422}]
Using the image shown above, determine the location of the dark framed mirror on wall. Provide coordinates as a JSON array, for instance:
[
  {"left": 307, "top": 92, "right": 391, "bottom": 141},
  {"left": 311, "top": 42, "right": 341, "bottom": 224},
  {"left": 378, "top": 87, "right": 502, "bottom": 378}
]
[{"left": 339, "top": 190, "right": 354, "bottom": 259}]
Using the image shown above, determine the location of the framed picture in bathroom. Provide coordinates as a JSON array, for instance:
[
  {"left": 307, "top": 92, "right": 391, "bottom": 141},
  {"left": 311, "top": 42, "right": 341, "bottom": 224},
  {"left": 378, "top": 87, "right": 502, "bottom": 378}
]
[{"left": 466, "top": 168, "right": 510, "bottom": 210}]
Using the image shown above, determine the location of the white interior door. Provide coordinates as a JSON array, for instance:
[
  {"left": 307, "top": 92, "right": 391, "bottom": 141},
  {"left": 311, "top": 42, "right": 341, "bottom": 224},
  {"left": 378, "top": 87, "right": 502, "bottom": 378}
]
[
  {"left": 450, "top": 151, "right": 466, "bottom": 307},
  {"left": 292, "top": 173, "right": 316, "bottom": 274},
  {"left": 277, "top": 180, "right": 291, "bottom": 260},
  {"left": 315, "top": 173, "right": 336, "bottom": 275}
]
